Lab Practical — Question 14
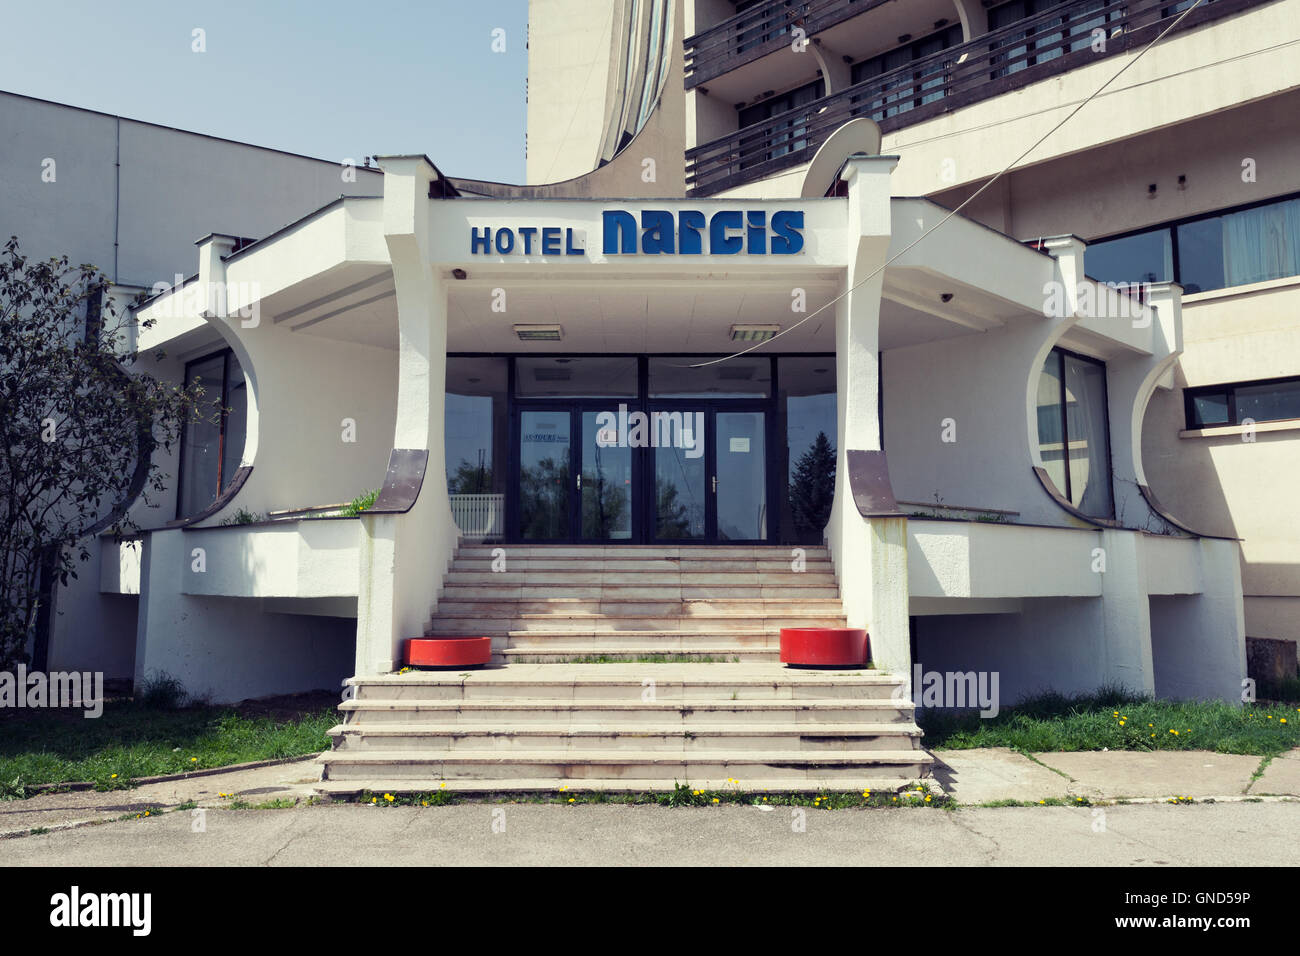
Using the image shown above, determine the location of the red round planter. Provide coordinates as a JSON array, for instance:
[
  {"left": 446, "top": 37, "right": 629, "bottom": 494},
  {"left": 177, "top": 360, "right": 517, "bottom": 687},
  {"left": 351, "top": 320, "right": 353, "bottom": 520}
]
[
  {"left": 779, "top": 627, "right": 869, "bottom": 667},
  {"left": 405, "top": 637, "right": 492, "bottom": 668}
]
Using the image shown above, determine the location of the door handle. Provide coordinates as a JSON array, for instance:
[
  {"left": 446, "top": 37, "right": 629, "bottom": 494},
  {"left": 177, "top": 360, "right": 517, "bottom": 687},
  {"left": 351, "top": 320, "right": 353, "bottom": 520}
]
[
  {"left": 576, "top": 473, "right": 582, "bottom": 491},
  {"left": 711, "top": 475, "right": 718, "bottom": 493}
]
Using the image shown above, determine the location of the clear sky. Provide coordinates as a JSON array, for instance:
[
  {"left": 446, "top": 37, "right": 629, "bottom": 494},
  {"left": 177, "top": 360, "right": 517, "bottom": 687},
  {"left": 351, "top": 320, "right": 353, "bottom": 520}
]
[{"left": 0, "top": 0, "right": 530, "bottom": 182}]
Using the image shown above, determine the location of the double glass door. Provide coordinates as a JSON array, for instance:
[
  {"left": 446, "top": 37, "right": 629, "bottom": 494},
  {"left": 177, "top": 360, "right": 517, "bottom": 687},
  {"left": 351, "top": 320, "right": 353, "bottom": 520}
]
[{"left": 513, "top": 404, "right": 769, "bottom": 544}]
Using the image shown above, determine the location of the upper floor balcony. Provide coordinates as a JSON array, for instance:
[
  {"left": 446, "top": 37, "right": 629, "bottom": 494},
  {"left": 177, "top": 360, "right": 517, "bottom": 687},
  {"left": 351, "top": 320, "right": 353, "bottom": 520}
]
[
  {"left": 685, "top": 0, "right": 1270, "bottom": 196},
  {"left": 685, "top": 0, "right": 895, "bottom": 90}
]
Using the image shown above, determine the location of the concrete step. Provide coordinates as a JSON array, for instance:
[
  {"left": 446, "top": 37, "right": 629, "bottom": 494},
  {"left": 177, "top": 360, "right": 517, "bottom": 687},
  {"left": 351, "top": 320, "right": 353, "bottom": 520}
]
[
  {"left": 438, "top": 586, "right": 841, "bottom": 601},
  {"left": 500, "top": 647, "right": 774, "bottom": 663},
  {"left": 313, "top": 775, "right": 922, "bottom": 796},
  {"left": 443, "top": 571, "right": 837, "bottom": 585},
  {"left": 346, "top": 665, "right": 902, "bottom": 701},
  {"left": 447, "top": 560, "right": 836, "bottom": 573},
  {"left": 338, "top": 698, "right": 917, "bottom": 725},
  {"left": 503, "top": 630, "right": 783, "bottom": 648},
  {"left": 327, "top": 723, "right": 924, "bottom": 753},
  {"left": 317, "top": 748, "right": 933, "bottom": 782},
  {"left": 453, "top": 546, "right": 829, "bottom": 559},
  {"left": 431, "top": 598, "right": 845, "bottom": 615},
  {"left": 429, "top": 617, "right": 847, "bottom": 635}
]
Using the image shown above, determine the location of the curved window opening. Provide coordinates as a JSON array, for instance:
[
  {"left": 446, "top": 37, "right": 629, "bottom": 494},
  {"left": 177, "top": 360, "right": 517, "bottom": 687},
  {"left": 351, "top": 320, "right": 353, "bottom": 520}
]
[
  {"left": 1036, "top": 347, "right": 1114, "bottom": 519},
  {"left": 176, "top": 348, "right": 247, "bottom": 519}
]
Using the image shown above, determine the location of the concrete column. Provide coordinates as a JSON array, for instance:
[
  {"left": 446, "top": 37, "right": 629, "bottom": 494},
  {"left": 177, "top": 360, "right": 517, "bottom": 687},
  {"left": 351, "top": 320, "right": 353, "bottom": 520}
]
[
  {"left": 1107, "top": 282, "right": 1183, "bottom": 530},
  {"left": 355, "top": 156, "right": 460, "bottom": 676},
  {"left": 1098, "top": 528, "right": 1157, "bottom": 696},
  {"left": 825, "top": 155, "right": 911, "bottom": 674},
  {"left": 952, "top": 0, "right": 989, "bottom": 40}
]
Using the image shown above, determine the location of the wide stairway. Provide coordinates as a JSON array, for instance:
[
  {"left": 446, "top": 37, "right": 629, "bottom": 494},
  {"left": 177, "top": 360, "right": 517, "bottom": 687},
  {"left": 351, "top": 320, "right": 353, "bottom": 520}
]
[{"left": 317, "top": 545, "right": 932, "bottom": 794}]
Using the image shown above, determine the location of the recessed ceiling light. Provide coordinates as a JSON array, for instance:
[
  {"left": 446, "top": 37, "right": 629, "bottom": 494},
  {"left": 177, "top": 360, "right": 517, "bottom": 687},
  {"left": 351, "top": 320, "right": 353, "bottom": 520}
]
[
  {"left": 514, "top": 324, "right": 563, "bottom": 342},
  {"left": 729, "top": 324, "right": 780, "bottom": 342}
]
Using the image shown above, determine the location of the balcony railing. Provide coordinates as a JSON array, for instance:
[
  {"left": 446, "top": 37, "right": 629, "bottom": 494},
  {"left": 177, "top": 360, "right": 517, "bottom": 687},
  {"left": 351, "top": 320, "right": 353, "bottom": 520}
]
[
  {"left": 450, "top": 493, "right": 505, "bottom": 539},
  {"left": 685, "top": 0, "right": 1270, "bottom": 196},
  {"left": 685, "top": 0, "right": 894, "bottom": 90}
]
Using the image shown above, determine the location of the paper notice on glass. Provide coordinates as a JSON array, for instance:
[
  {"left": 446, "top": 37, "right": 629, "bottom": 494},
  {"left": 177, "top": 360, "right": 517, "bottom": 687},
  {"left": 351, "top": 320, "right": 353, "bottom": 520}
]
[{"left": 729, "top": 437, "right": 750, "bottom": 453}]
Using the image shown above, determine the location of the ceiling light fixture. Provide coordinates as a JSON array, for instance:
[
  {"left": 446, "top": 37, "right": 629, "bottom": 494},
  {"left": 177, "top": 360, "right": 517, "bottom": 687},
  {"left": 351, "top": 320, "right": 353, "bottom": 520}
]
[
  {"left": 513, "top": 324, "right": 563, "bottom": 342},
  {"left": 729, "top": 324, "right": 781, "bottom": 342}
]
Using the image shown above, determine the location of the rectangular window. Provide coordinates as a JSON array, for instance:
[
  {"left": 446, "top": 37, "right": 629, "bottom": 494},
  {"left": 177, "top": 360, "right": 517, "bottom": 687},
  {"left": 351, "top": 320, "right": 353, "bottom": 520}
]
[
  {"left": 648, "top": 356, "right": 772, "bottom": 398},
  {"left": 1185, "top": 377, "right": 1300, "bottom": 429},
  {"left": 1036, "top": 348, "right": 1114, "bottom": 519},
  {"left": 177, "top": 349, "right": 246, "bottom": 519},
  {"left": 1086, "top": 194, "right": 1300, "bottom": 294},
  {"left": 514, "top": 356, "right": 638, "bottom": 398}
]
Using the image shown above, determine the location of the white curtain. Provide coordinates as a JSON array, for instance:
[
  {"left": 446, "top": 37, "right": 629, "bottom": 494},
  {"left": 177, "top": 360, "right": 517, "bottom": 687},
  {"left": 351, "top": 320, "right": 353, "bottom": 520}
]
[
  {"left": 1063, "top": 356, "right": 1113, "bottom": 519},
  {"left": 1223, "top": 198, "right": 1300, "bottom": 287}
]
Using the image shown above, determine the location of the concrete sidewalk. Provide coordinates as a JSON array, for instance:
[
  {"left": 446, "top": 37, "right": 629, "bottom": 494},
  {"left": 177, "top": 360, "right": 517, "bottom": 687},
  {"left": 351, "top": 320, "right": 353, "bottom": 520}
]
[
  {"left": 931, "top": 747, "right": 1300, "bottom": 803},
  {"left": 3, "top": 748, "right": 1297, "bottom": 840}
]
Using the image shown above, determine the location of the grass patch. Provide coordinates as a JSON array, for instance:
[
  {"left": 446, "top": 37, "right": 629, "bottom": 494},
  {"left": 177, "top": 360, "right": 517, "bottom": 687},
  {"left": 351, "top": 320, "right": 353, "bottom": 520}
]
[
  {"left": 920, "top": 687, "right": 1300, "bottom": 756},
  {"left": 0, "top": 697, "right": 336, "bottom": 797}
]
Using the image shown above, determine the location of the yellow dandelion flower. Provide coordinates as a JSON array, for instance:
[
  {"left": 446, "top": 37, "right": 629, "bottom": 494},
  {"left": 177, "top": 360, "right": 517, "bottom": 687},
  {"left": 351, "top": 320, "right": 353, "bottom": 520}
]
[
  {"left": 712, "top": 798, "right": 720, "bottom": 804},
  {"left": 924, "top": 795, "right": 932, "bottom": 802},
  {"left": 110, "top": 773, "right": 118, "bottom": 779},
  {"left": 1281, "top": 718, "right": 1288, "bottom": 724},
  {"left": 190, "top": 757, "right": 198, "bottom": 762},
  {"left": 384, "top": 793, "right": 395, "bottom": 802},
  {"left": 568, "top": 798, "right": 575, "bottom": 803}
]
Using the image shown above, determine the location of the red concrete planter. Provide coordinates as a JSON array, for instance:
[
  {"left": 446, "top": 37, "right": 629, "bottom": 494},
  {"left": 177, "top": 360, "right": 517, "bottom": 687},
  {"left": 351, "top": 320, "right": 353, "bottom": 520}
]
[
  {"left": 405, "top": 637, "right": 492, "bottom": 668},
  {"left": 779, "top": 627, "right": 869, "bottom": 667}
]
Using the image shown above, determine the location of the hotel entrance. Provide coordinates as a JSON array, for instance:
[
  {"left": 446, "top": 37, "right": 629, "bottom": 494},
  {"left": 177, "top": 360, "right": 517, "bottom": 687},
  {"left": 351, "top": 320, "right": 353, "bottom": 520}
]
[{"left": 446, "top": 354, "right": 837, "bottom": 546}]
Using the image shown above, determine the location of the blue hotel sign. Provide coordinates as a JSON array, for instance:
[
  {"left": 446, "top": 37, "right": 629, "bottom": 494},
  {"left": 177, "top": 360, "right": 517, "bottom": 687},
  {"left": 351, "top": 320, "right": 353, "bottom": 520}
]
[{"left": 469, "top": 209, "right": 805, "bottom": 257}]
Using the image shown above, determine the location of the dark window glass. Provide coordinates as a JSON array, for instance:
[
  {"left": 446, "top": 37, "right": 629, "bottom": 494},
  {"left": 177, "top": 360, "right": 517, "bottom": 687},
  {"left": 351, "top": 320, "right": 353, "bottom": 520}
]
[
  {"left": 1175, "top": 216, "right": 1225, "bottom": 295},
  {"left": 178, "top": 351, "right": 247, "bottom": 519},
  {"left": 779, "top": 357, "right": 836, "bottom": 545},
  {"left": 1189, "top": 392, "right": 1230, "bottom": 427},
  {"left": 1085, "top": 229, "right": 1174, "bottom": 286},
  {"left": 446, "top": 356, "right": 508, "bottom": 540},
  {"left": 648, "top": 356, "right": 772, "bottom": 398},
  {"left": 1235, "top": 380, "right": 1300, "bottom": 424},
  {"left": 515, "top": 356, "right": 638, "bottom": 398},
  {"left": 1036, "top": 348, "right": 1113, "bottom": 519},
  {"left": 1185, "top": 377, "right": 1300, "bottom": 429}
]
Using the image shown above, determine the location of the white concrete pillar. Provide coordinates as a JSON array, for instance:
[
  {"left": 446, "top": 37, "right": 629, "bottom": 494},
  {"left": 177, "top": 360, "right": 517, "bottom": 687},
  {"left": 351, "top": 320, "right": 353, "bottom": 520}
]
[
  {"left": 825, "top": 155, "right": 911, "bottom": 675},
  {"left": 1098, "top": 528, "right": 1157, "bottom": 696},
  {"left": 354, "top": 156, "right": 460, "bottom": 676}
]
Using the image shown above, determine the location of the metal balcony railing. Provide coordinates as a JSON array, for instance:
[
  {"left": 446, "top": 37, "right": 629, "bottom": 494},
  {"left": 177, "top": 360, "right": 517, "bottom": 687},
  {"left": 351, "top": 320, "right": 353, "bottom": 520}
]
[
  {"left": 685, "top": 0, "right": 1270, "bottom": 196},
  {"left": 685, "top": 0, "right": 893, "bottom": 90}
]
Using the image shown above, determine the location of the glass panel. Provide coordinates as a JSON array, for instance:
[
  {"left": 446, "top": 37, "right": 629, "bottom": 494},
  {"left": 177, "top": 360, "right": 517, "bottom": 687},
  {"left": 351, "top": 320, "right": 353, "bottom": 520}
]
[
  {"left": 179, "top": 354, "right": 225, "bottom": 518},
  {"left": 1175, "top": 216, "right": 1225, "bottom": 294},
  {"left": 219, "top": 352, "right": 247, "bottom": 492},
  {"left": 716, "top": 411, "right": 767, "bottom": 541},
  {"left": 1035, "top": 351, "right": 1068, "bottom": 499},
  {"left": 1190, "top": 392, "right": 1230, "bottom": 427},
  {"left": 648, "top": 357, "right": 772, "bottom": 398},
  {"left": 1086, "top": 229, "right": 1174, "bottom": 286},
  {"left": 1235, "top": 380, "right": 1300, "bottom": 424},
  {"left": 515, "top": 357, "right": 638, "bottom": 398},
  {"left": 779, "top": 358, "right": 836, "bottom": 545},
  {"left": 581, "top": 410, "right": 633, "bottom": 540},
  {"left": 1063, "top": 355, "right": 1114, "bottom": 519},
  {"left": 653, "top": 417, "right": 705, "bottom": 540},
  {"left": 519, "top": 411, "right": 570, "bottom": 540},
  {"left": 447, "top": 357, "right": 508, "bottom": 539}
]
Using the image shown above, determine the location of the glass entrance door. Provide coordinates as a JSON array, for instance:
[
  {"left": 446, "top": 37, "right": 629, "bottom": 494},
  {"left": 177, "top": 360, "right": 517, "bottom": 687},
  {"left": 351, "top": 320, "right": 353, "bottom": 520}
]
[
  {"left": 517, "top": 409, "right": 572, "bottom": 541},
  {"left": 580, "top": 409, "right": 633, "bottom": 541},
  {"left": 715, "top": 410, "right": 768, "bottom": 541},
  {"left": 648, "top": 405, "right": 770, "bottom": 544}
]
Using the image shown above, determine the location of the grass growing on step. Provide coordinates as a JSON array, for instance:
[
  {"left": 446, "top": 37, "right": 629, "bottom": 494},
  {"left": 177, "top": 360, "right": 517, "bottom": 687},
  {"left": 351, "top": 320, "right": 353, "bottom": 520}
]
[
  {"left": 350, "top": 781, "right": 946, "bottom": 809},
  {"left": 0, "top": 697, "right": 336, "bottom": 798},
  {"left": 557, "top": 654, "right": 738, "bottom": 664},
  {"left": 919, "top": 687, "right": 1300, "bottom": 756}
]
